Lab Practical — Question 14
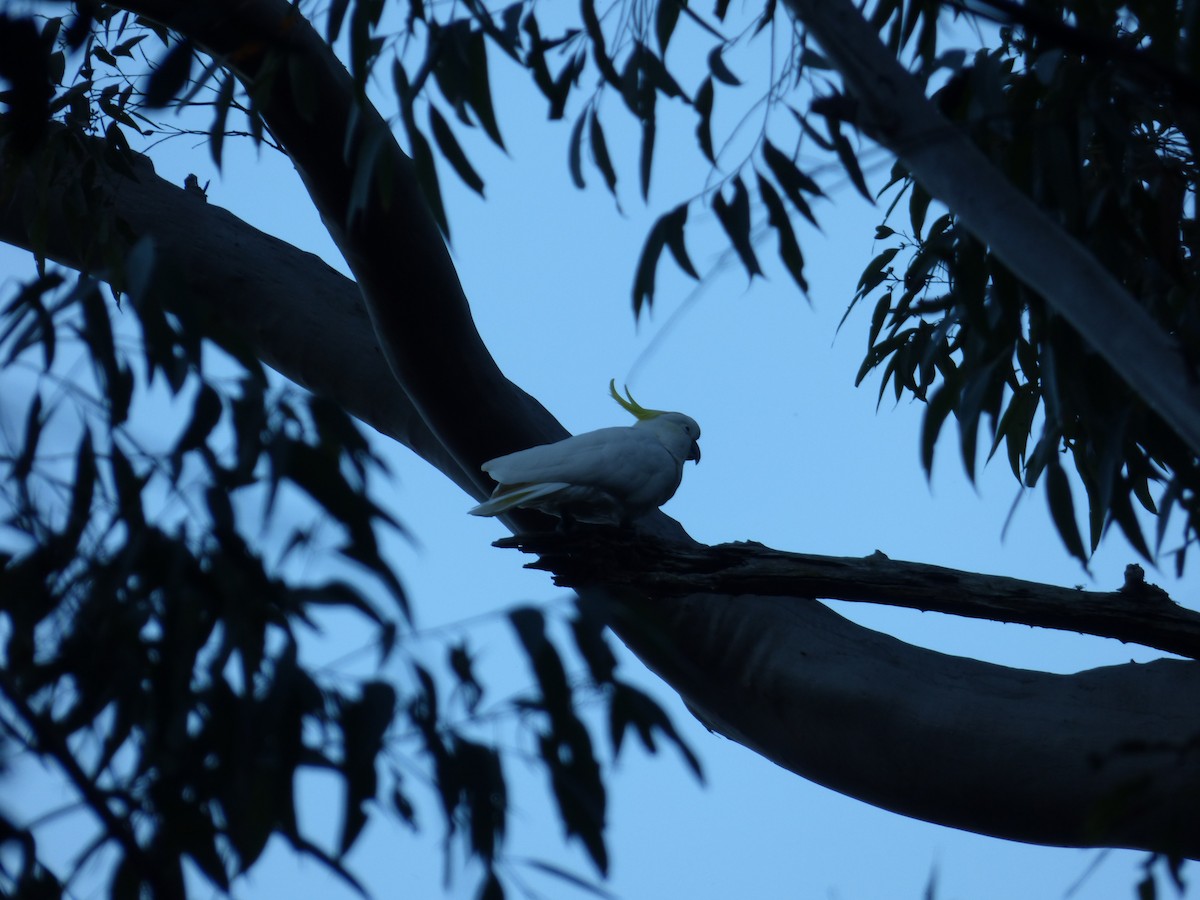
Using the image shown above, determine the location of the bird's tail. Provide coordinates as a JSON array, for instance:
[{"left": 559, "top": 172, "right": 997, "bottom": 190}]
[{"left": 468, "top": 482, "right": 570, "bottom": 517}]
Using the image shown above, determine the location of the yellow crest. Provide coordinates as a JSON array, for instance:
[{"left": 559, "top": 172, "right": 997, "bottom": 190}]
[{"left": 609, "top": 379, "right": 665, "bottom": 421}]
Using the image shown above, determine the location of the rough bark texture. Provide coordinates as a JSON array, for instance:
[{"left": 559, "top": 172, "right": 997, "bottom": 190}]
[
  {"left": 498, "top": 531, "right": 1200, "bottom": 660},
  {"left": 780, "top": 0, "right": 1200, "bottom": 458},
  {"left": 2, "top": 0, "right": 1197, "bottom": 860}
]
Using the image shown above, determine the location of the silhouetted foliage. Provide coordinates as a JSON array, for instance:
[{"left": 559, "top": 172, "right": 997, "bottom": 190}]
[{"left": 0, "top": 1, "right": 1196, "bottom": 897}]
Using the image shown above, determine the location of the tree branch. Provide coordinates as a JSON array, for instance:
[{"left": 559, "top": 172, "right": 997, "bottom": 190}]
[
  {"left": 0, "top": 131, "right": 478, "bottom": 498},
  {"left": 6, "top": 127, "right": 1196, "bottom": 857},
  {"left": 497, "top": 531, "right": 1200, "bottom": 659},
  {"left": 5, "top": 0, "right": 1196, "bottom": 860},
  {"left": 600, "top": 586, "right": 1200, "bottom": 859},
  {"left": 116, "top": 0, "right": 568, "bottom": 496},
  {"left": 781, "top": 0, "right": 1200, "bottom": 458}
]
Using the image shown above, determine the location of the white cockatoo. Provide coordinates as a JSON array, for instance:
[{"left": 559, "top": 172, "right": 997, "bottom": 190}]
[{"left": 468, "top": 381, "right": 701, "bottom": 525}]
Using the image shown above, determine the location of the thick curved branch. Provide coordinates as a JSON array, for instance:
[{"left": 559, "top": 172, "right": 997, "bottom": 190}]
[
  {"left": 498, "top": 532, "right": 1200, "bottom": 660},
  {"left": 5, "top": 126, "right": 1196, "bottom": 859},
  {"left": 117, "top": 0, "right": 567, "bottom": 495},
  {"left": 602, "top": 588, "right": 1200, "bottom": 859},
  {"left": 10, "top": 0, "right": 1196, "bottom": 859},
  {"left": 782, "top": 0, "right": 1200, "bottom": 457},
  {"left": 0, "top": 134, "right": 476, "bottom": 497}
]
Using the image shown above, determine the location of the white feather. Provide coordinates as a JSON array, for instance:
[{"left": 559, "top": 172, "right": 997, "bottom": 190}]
[{"left": 469, "top": 412, "right": 701, "bottom": 524}]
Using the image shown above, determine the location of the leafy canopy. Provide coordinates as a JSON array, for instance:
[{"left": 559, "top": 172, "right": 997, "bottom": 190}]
[
  {"left": 0, "top": 4, "right": 698, "bottom": 898},
  {"left": 367, "top": 0, "right": 1200, "bottom": 570},
  {"left": 1, "top": 0, "right": 1198, "bottom": 898}
]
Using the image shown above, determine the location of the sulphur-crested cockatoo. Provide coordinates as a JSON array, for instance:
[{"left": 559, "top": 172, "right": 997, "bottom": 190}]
[{"left": 468, "top": 381, "right": 700, "bottom": 525}]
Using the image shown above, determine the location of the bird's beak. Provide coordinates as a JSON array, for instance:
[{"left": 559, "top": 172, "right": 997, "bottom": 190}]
[{"left": 689, "top": 441, "right": 701, "bottom": 463}]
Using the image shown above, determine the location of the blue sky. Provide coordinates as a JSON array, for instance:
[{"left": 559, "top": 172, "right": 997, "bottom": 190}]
[{"left": 2, "top": 4, "right": 1196, "bottom": 898}]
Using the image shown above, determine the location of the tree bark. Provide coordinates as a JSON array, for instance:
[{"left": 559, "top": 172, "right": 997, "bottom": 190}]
[
  {"left": 115, "top": 0, "right": 568, "bottom": 499},
  {"left": 780, "top": 0, "right": 1200, "bottom": 458},
  {"left": 3, "top": 0, "right": 1197, "bottom": 860},
  {"left": 497, "top": 531, "right": 1200, "bottom": 660},
  {"left": 601, "top": 587, "right": 1200, "bottom": 857},
  {"left": 0, "top": 132, "right": 478, "bottom": 497}
]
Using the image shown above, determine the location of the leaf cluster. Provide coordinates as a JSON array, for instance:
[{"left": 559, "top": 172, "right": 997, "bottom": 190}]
[
  {"left": 0, "top": 136, "right": 411, "bottom": 898},
  {"left": 9, "top": 0, "right": 1197, "bottom": 895},
  {"left": 0, "top": 7, "right": 706, "bottom": 898},
  {"left": 506, "top": 602, "right": 701, "bottom": 880},
  {"left": 854, "top": 0, "right": 1200, "bottom": 568},
  {"left": 367, "top": 0, "right": 1200, "bottom": 568},
  {"left": 371, "top": 0, "right": 834, "bottom": 303},
  {"left": 0, "top": 3, "right": 288, "bottom": 184}
]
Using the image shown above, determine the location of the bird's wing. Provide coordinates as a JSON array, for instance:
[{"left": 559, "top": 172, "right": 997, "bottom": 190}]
[{"left": 482, "top": 427, "right": 669, "bottom": 494}]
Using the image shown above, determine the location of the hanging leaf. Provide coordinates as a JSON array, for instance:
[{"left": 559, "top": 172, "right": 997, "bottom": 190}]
[
  {"left": 12, "top": 393, "right": 44, "bottom": 482},
  {"left": 538, "top": 724, "right": 607, "bottom": 875},
  {"left": 455, "top": 737, "right": 507, "bottom": 863},
  {"left": 408, "top": 117, "right": 449, "bottom": 238},
  {"left": 448, "top": 641, "right": 484, "bottom": 714},
  {"left": 662, "top": 203, "right": 699, "bottom": 279},
  {"left": 568, "top": 112, "right": 587, "bottom": 188},
  {"left": 327, "top": 0, "right": 351, "bottom": 42},
  {"left": 920, "top": 384, "right": 955, "bottom": 475},
  {"left": 580, "top": 0, "right": 621, "bottom": 89},
  {"left": 1108, "top": 486, "right": 1153, "bottom": 561},
  {"left": 761, "top": 139, "right": 821, "bottom": 226},
  {"left": 827, "top": 118, "right": 873, "bottom": 201},
  {"left": 633, "top": 43, "right": 684, "bottom": 100},
  {"left": 509, "top": 607, "right": 571, "bottom": 717},
  {"left": 2, "top": 275, "right": 61, "bottom": 369},
  {"left": 429, "top": 106, "right": 485, "bottom": 195},
  {"left": 856, "top": 246, "right": 900, "bottom": 294},
  {"left": 62, "top": 429, "right": 97, "bottom": 547},
  {"left": 707, "top": 46, "right": 741, "bottom": 85},
  {"left": 172, "top": 383, "right": 223, "bottom": 468},
  {"left": 111, "top": 34, "right": 147, "bottom": 57},
  {"left": 570, "top": 605, "right": 617, "bottom": 687},
  {"left": 1045, "top": 460, "right": 1088, "bottom": 564},
  {"left": 608, "top": 683, "right": 703, "bottom": 780},
  {"left": 144, "top": 39, "right": 193, "bottom": 107},
  {"left": 909, "top": 180, "right": 932, "bottom": 239},
  {"left": 694, "top": 77, "right": 715, "bottom": 162},
  {"left": 589, "top": 111, "right": 617, "bottom": 195},
  {"left": 639, "top": 115, "right": 656, "bottom": 200},
  {"left": 757, "top": 175, "right": 809, "bottom": 293},
  {"left": 868, "top": 290, "right": 892, "bottom": 347},
  {"left": 339, "top": 681, "right": 397, "bottom": 854},
  {"left": 632, "top": 204, "right": 696, "bottom": 314},
  {"left": 712, "top": 177, "right": 762, "bottom": 278},
  {"left": 547, "top": 52, "right": 587, "bottom": 120},
  {"left": 988, "top": 384, "right": 1038, "bottom": 479},
  {"left": 209, "top": 73, "right": 236, "bottom": 169},
  {"left": 465, "top": 29, "right": 505, "bottom": 149},
  {"left": 656, "top": 0, "right": 682, "bottom": 53}
]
